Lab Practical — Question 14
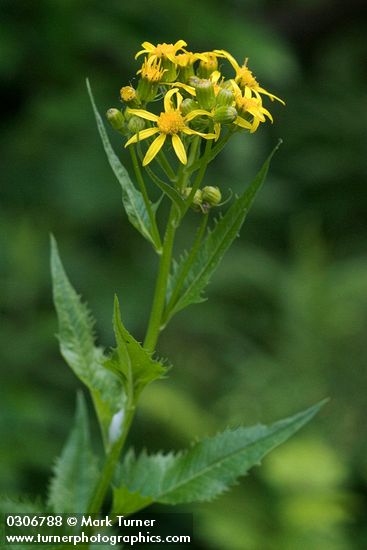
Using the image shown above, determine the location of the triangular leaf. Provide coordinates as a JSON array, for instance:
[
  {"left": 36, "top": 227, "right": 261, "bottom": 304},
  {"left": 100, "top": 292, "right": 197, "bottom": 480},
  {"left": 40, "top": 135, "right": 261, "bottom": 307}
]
[
  {"left": 47, "top": 393, "right": 99, "bottom": 514},
  {"left": 105, "top": 296, "right": 167, "bottom": 397},
  {"left": 50, "top": 236, "right": 125, "bottom": 446},
  {"left": 87, "top": 79, "right": 160, "bottom": 252},
  {"left": 114, "top": 400, "right": 326, "bottom": 510},
  {"left": 165, "top": 141, "right": 282, "bottom": 322}
]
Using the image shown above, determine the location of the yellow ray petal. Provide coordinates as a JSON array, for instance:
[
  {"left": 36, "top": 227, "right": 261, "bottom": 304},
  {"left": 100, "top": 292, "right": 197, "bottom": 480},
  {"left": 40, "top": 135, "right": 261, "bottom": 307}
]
[
  {"left": 143, "top": 133, "right": 166, "bottom": 166},
  {"left": 164, "top": 88, "right": 179, "bottom": 112},
  {"left": 183, "top": 128, "right": 217, "bottom": 139},
  {"left": 262, "top": 107, "right": 273, "bottom": 122},
  {"left": 175, "top": 40, "right": 188, "bottom": 49},
  {"left": 125, "top": 127, "right": 160, "bottom": 147},
  {"left": 185, "top": 109, "right": 213, "bottom": 122},
  {"left": 127, "top": 109, "right": 158, "bottom": 122},
  {"left": 257, "top": 86, "right": 285, "bottom": 105},
  {"left": 213, "top": 49, "right": 240, "bottom": 72},
  {"left": 172, "top": 134, "right": 187, "bottom": 164},
  {"left": 167, "top": 82, "right": 196, "bottom": 95},
  {"left": 234, "top": 116, "right": 252, "bottom": 130}
]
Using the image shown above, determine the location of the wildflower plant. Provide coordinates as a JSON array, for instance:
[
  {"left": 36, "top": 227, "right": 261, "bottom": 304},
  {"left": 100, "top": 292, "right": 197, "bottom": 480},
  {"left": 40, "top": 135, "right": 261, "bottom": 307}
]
[{"left": 12, "top": 40, "right": 326, "bottom": 539}]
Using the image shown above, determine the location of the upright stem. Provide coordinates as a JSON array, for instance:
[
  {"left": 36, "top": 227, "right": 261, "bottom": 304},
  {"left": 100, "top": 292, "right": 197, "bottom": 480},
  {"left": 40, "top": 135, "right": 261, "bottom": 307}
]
[
  {"left": 182, "top": 140, "right": 212, "bottom": 216},
  {"left": 129, "top": 146, "right": 162, "bottom": 251},
  {"left": 143, "top": 205, "right": 178, "bottom": 352},
  {"left": 87, "top": 405, "right": 135, "bottom": 514}
]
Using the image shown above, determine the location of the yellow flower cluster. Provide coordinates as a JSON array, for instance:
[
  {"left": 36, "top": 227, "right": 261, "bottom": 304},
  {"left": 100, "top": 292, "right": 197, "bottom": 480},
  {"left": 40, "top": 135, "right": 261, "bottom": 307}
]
[{"left": 111, "top": 40, "right": 284, "bottom": 166}]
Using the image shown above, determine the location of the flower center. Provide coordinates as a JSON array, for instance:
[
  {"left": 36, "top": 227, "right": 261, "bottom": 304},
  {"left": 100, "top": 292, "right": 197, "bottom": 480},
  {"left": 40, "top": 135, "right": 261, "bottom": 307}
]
[
  {"left": 155, "top": 43, "right": 176, "bottom": 58},
  {"left": 200, "top": 53, "right": 218, "bottom": 72},
  {"left": 157, "top": 111, "right": 185, "bottom": 134},
  {"left": 235, "top": 96, "right": 259, "bottom": 114},
  {"left": 120, "top": 86, "right": 136, "bottom": 102},
  {"left": 139, "top": 58, "right": 166, "bottom": 82},
  {"left": 176, "top": 52, "right": 196, "bottom": 68},
  {"left": 236, "top": 66, "right": 258, "bottom": 88}
]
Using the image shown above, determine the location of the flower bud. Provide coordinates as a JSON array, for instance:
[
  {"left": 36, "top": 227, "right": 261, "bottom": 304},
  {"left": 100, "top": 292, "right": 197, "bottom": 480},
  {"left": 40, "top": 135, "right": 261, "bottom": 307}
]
[
  {"left": 106, "top": 108, "right": 125, "bottom": 131},
  {"left": 192, "top": 79, "right": 216, "bottom": 110},
  {"left": 216, "top": 88, "right": 234, "bottom": 107},
  {"left": 198, "top": 53, "right": 218, "bottom": 78},
  {"left": 202, "top": 186, "right": 222, "bottom": 207},
  {"left": 120, "top": 86, "right": 137, "bottom": 104},
  {"left": 183, "top": 187, "right": 203, "bottom": 211},
  {"left": 180, "top": 98, "right": 199, "bottom": 116},
  {"left": 213, "top": 106, "right": 237, "bottom": 124},
  {"left": 127, "top": 115, "right": 146, "bottom": 133}
]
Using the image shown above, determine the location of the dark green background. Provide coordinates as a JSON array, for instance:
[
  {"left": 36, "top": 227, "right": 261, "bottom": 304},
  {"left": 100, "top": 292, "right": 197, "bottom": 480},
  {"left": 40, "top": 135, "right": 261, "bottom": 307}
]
[{"left": 1, "top": 0, "right": 366, "bottom": 548}]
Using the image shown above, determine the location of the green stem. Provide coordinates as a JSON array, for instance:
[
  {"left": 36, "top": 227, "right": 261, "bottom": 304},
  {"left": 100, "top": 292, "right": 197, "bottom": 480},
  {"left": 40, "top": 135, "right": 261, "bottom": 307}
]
[
  {"left": 87, "top": 405, "right": 135, "bottom": 514},
  {"left": 129, "top": 146, "right": 162, "bottom": 252},
  {"left": 87, "top": 348, "right": 135, "bottom": 516},
  {"left": 143, "top": 205, "right": 178, "bottom": 352},
  {"left": 182, "top": 140, "right": 212, "bottom": 216},
  {"left": 163, "top": 213, "right": 208, "bottom": 324}
]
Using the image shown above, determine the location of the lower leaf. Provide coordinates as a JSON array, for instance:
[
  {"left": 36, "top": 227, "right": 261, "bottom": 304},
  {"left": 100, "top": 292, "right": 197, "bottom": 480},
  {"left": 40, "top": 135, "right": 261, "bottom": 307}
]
[{"left": 113, "top": 400, "right": 327, "bottom": 511}]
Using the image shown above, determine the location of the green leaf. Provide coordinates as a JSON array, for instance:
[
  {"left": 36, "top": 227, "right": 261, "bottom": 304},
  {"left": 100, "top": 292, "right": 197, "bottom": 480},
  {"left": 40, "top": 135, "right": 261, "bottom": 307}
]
[
  {"left": 165, "top": 141, "right": 282, "bottom": 322},
  {"left": 105, "top": 296, "right": 167, "bottom": 397},
  {"left": 144, "top": 164, "right": 186, "bottom": 216},
  {"left": 50, "top": 236, "right": 125, "bottom": 446},
  {"left": 86, "top": 79, "right": 160, "bottom": 252},
  {"left": 113, "top": 400, "right": 326, "bottom": 510},
  {"left": 0, "top": 496, "right": 59, "bottom": 550},
  {"left": 47, "top": 393, "right": 99, "bottom": 514},
  {"left": 111, "top": 486, "right": 153, "bottom": 515}
]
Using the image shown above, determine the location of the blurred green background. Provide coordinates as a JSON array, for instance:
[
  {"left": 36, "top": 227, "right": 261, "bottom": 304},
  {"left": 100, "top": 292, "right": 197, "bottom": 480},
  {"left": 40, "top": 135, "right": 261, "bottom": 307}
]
[{"left": 1, "top": 0, "right": 366, "bottom": 548}]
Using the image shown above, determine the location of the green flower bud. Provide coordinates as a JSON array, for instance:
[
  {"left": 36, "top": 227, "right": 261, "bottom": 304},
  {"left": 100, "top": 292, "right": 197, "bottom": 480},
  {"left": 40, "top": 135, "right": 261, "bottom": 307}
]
[
  {"left": 183, "top": 187, "right": 203, "bottom": 211},
  {"left": 106, "top": 108, "right": 125, "bottom": 131},
  {"left": 136, "top": 78, "right": 158, "bottom": 103},
  {"left": 213, "top": 106, "right": 237, "bottom": 124},
  {"left": 202, "top": 186, "right": 222, "bottom": 207},
  {"left": 221, "top": 80, "right": 234, "bottom": 90},
  {"left": 216, "top": 88, "right": 234, "bottom": 107},
  {"left": 192, "top": 79, "right": 216, "bottom": 110},
  {"left": 180, "top": 98, "right": 199, "bottom": 116},
  {"left": 128, "top": 115, "right": 146, "bottom": 133}
]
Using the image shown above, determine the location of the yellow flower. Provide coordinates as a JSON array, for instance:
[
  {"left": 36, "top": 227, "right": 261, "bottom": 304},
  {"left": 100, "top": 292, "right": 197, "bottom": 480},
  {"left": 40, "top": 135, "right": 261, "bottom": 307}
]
[
  {"left": 175, "top": 51, "right": 205, "bottom": 68},
  {"left": 231, "top": 80, "right": 273, "bottom": 133},
  {"left": 198, "top": 52, "right": 219, "bottom": 78},
  {"left": 135, "top": 40, "right": 187, "bottom": 63},
  {"left": 214, "top": 49, "right": 285, "bottom": 104},
  {"left": 137, "top": 57, "right": 166, "bottom": 83},
  {"left": 125, "top": 88, "right": 217, "bottom": 166},
  {"left": 120, "top": 86, "right": 137, "bottom": 103}
]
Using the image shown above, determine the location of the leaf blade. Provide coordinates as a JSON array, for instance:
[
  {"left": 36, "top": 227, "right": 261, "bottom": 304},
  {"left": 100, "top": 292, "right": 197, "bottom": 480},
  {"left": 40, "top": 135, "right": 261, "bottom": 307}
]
[
  {"left": 114, "top": 399, "right": 326, "bottom": 510},
  {"left": 50, "top": 236, "right": 125, "bottom": 446},
  {"left": 86, "top": 79, "right": 160, "bottom": 251},
  {"left": 106, "top": 296, "right": 167, "bottom": 397},
  {"left": 47, "top": 393, "right": 99, "bottom": 514},
  {"left": 165, "top": 141, "right": 282, "bottom": 321}
]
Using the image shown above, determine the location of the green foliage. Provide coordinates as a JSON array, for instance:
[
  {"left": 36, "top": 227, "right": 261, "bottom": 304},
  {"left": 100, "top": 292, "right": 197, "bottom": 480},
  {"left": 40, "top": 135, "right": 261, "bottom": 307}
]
[
  {"left": 47, "top": 393, "right": 99, "bottom": 514},
  {"left": 114, "top": 400, "right": 325, "bottom": 512},
  {"left": 87, "top": 79, "right": 161, "bottom": 252},
  {"left": 104, "top": 296, "right": 167, "bottom": 398},
  {"left": 144, "top": 164, "right": 186, "bottom": 216},
  {"left": 0, "top": 496, "right": 49, "bottom": 550},
  {"left": 165, "top": 141, "right": 281, "bottom": 323},
  {"left": 50, "top": 236, "right": 124, "bottom": 446}
]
